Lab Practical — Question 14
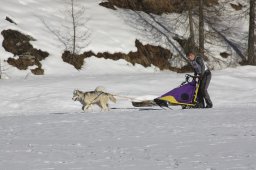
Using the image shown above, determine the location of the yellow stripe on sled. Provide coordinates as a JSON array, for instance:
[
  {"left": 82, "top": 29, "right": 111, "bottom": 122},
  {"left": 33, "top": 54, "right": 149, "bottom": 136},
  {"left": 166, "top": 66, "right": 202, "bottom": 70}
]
[
  {"left": 159, "top": 84, "right": 200, "bottom": 107},
  {"left": 159, "top": 96, "right": 195, "bottom": 106}
]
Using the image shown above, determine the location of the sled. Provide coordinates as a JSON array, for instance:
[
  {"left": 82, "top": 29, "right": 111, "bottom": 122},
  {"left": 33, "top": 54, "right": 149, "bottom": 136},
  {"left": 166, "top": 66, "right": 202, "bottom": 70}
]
[
  {"left": 132, "top": 100, "right": 158, "bottom": 107},
  {"left": 132, "top": 74, "right": 201, "bottom": 109}
]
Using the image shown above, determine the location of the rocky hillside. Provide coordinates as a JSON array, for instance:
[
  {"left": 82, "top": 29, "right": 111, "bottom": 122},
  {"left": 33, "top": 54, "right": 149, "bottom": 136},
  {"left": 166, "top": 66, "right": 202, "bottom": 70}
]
[
  {"left": 99, "top": 0, "right": 249, "bottom": 68},
  {"left": 0, "top": 0, "right": 250, "bottom": 76}
]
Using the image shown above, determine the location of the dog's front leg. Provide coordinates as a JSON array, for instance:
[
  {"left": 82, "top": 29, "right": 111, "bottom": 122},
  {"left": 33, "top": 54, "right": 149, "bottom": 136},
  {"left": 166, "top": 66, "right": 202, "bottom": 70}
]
[
  {"left": 84, "top": 103, "right": 93, "bottom": 112},
  {"left": 82, "top": 104, "right": 89, "bottom": 111}
]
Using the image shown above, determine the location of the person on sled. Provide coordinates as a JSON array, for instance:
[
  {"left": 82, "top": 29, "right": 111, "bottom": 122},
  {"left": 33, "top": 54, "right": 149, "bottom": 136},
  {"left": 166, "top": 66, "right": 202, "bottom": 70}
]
[{"left": 187, "top": 51, "right": 213, "bottom": 108}]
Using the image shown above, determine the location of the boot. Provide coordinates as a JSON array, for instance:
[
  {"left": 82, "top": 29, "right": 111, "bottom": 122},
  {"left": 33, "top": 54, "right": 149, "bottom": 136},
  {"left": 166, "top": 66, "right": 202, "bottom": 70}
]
[{"left": 205, "top": 100, "right": 213, "bottom": 108}]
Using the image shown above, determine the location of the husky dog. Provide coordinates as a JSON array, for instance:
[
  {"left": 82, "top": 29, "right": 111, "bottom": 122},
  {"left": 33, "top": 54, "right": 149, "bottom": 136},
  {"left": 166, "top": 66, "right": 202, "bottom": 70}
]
[{"left": 72, "top": 88, "right": 116, "bottom": 111}]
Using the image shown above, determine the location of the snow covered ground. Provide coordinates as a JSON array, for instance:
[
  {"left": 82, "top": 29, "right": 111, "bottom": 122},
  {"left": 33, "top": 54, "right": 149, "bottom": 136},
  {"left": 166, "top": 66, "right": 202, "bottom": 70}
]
[
  {"left": 1, "top": 0, "right": 256, "bottom": 169},
  {"left": 1, "top": 65, "right": 256, "bottom": 170},
  {"left": 1, "top": 107, "right": 256, "bottom": 170}
]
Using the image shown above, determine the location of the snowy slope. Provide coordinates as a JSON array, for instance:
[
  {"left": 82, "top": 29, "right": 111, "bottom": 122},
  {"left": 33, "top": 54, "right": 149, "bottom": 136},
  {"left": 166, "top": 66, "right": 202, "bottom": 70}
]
[
  {"left": 0, "top": 0, "right": 250, "bottom": 77},
  {"left": 0, "top": 0, "right": 153, "bottom": 77},
  {"left": 1, "top": 1, "right": 256, "bottom": 170}
]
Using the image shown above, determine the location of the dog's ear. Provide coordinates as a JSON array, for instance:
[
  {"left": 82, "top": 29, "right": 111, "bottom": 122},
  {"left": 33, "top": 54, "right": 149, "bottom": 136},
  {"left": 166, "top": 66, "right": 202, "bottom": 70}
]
[{"left": 73, "top": 89, "right": 77, "bottom": 94}]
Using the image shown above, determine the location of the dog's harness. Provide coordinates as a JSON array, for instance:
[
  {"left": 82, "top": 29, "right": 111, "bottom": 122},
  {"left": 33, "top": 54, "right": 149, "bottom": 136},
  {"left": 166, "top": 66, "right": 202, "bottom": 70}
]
[{"left": 85, "top": 91, "right": 104, "bottom": 109}]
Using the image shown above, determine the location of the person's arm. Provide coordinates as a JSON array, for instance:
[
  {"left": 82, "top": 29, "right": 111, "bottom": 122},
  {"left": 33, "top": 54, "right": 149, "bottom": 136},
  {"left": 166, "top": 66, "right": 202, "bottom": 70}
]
[
  {"left": 193, "top": 69, "right": 197, "bottom": 76},
  {"left": 196, "top": 56, "right": 205, "bottom": 76}
]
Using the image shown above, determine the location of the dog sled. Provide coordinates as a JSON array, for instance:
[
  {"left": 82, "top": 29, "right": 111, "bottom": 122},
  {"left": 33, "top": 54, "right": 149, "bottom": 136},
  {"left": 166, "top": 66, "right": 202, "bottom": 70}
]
[{"left": 132, "top": 74, "right": 202, "bottom": 109}]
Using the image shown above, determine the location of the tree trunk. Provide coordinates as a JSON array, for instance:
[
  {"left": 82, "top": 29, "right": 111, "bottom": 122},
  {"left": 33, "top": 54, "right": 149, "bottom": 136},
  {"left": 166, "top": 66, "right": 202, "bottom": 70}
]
[
  {"left": 248, "top": 0, "right": 256, "bottom": 65},
  {"left": 188, "top": 1, "right": 195, "bottom": 51},
  {"left": 199, "top": 0, "right": 205, "bottom": 56},
  {"left": 0, "top": 59, "right": 2, "bottom": 79},
  {"left": 71, "top": 0, "right": 76, "bottom": 55}
]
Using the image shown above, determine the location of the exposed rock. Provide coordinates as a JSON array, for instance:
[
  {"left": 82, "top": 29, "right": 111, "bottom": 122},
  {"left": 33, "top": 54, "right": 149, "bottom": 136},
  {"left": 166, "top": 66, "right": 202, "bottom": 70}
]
[
  {"left": 220, "top": 52, "right": 230, "bottom": 58},
  {"left": 62, "top": 39, "right": 191, "bottom": 72},
  {"left": 174, "top": 36, "right": 209, "bottom": 61},
  {"left": 230, "top": 3, "right": 243, "bottom": 11},
  {"left": 7, "top": 57, "right": 35, "bottom": 70},
  {"left": 5, "top": 16, "right": 17, "bottom": 25},
  {"left": 29, "top": 49, "right": 49, "bottom": 61},
  {"left": 2, "top": 29, "right": 33, "bottom": 55},
  {"left": 1, "top": 29, "right": 49, "bottom": 75},
  {"left": 171, "top": 64, "right": 193, "bottom": 73},
  {"left": 100, "top": 0, "right": 219, "bottom": 15},
  {"left": 99, "top": 0, "right": 184, "bottom": 14},
  {"left": 205, "top": 0, "right": 219, "bottom": 7},
  {"left": 31, "top": 67, "right": 44, "bottom": 75},
  {"left": 62, "top": 51, "right": 89, "bottom": 70},
  {"left": 99, "top": 1, "right": 116, "bottom": 10},
  {"left": 94, "top": 40, "right": 172, "bottom": 70},
  {"left": 173, "top": 36, "right": 198, "bottom": 55}
]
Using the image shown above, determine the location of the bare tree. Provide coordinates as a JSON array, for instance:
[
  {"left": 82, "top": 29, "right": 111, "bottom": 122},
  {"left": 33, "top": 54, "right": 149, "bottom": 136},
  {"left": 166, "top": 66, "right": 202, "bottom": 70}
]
[
  {"left": 41, "top": 0, "right": 90, "bottom": 55},
  {"left": 120, "top": 7, "right": 188, "bottom": 62},
  {"left": 184, "top": 0, "right": 248, "bottom": 63},
  {"left": 63, "top": 0, "right": 90, "bottom": 54},
  {"left": 0, "top": 59, "right": 2, "bottom": 79},
  {"left": 71, "top": 0, "right": 77, "bottom": 54},
  {"left": 199, "top": 0, "right": 205, "bottom": 55},
  {"left": 188, "top": 1, "right": 196, "bottom": 50},
  {"left": 119, "top": 0, "right": 249, "bottom": 68},
  {"left": 248, "top": 0, "right": 256, "bottom": 65},
  {"left": 197, "top": 0, "right": 249, "bottom": 66}
]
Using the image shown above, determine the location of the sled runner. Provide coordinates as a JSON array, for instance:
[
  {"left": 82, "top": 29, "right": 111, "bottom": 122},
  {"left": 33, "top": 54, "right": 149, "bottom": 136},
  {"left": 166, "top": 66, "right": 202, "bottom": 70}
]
[
  {"left": 131, "top": 100, "right": 158, "bottom": 107},
  {"left": 132, "top": 74, "right": 201, "bottom": 109}
]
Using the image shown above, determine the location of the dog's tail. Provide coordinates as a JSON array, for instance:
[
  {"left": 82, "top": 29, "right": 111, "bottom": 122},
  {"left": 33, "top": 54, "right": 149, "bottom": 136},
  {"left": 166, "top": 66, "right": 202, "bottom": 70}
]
[
  {"left": 95, "top": 86, "right": 106, "bottom": 92},
  {"left": 108, "top": 94, "right": 117, "bottom": 103}
]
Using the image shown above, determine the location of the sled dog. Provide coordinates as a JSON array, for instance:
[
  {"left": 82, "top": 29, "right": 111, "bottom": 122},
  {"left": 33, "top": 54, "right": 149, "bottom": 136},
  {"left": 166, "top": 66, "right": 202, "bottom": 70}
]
[{"left": 72, "top": 88, "right": 116, "bottom": 111}]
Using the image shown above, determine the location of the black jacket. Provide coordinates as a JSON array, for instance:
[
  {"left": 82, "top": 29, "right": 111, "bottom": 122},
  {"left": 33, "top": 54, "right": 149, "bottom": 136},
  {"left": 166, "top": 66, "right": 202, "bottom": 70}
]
[{"left": 190, "top": 55, "right": 208, "bottom": 76}]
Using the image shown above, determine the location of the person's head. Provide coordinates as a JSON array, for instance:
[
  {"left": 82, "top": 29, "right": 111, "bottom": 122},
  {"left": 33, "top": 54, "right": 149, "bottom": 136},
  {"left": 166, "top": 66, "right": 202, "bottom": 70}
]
[{"left": 187, "top": 51, "right": 196, "bottom": 61}]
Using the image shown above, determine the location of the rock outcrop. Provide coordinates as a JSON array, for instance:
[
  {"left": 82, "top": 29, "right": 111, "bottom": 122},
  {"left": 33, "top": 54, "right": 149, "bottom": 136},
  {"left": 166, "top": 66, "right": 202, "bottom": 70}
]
[
  {"left": 1, "top": 29, "right": 49, "bottom": 75},
  {"left": 62, "top": 39, "right": 191, "bottom": 72}
]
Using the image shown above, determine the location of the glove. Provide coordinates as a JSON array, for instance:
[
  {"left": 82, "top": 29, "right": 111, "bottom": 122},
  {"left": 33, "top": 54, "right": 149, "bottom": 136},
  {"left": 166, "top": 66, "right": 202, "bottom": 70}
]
[{"left": 198, "top": 74, "right": 203, "bottom": 80}]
